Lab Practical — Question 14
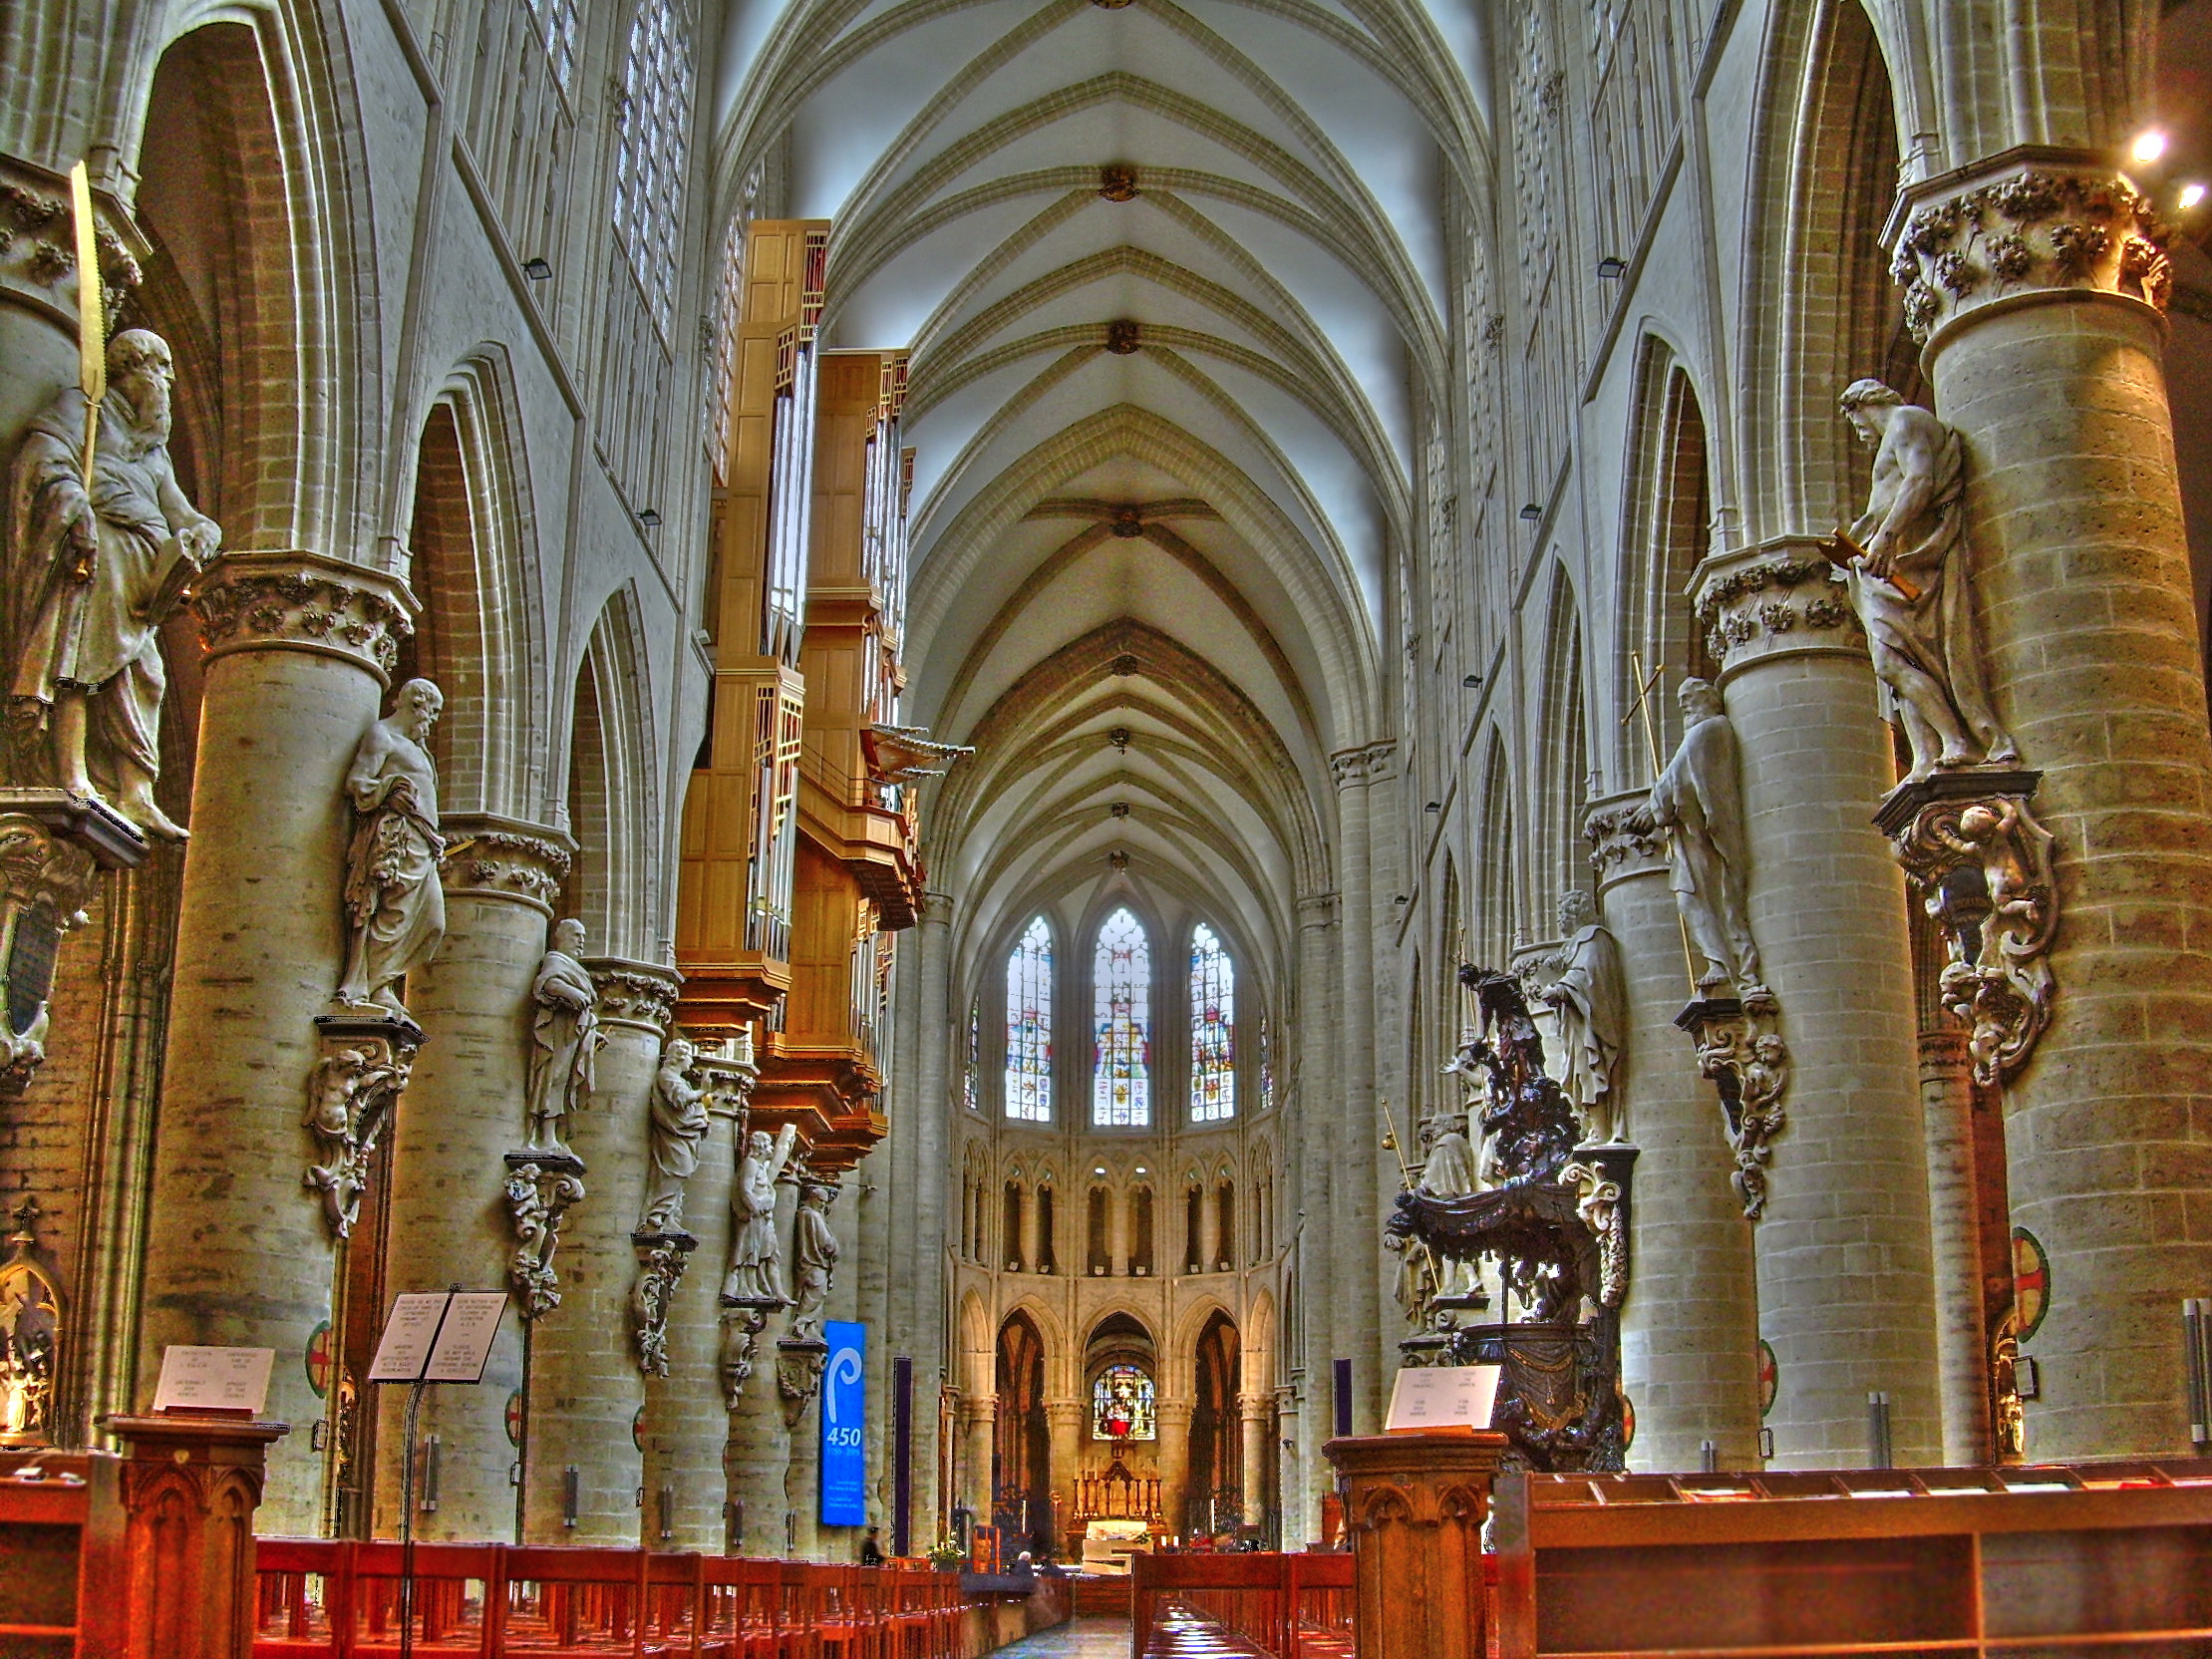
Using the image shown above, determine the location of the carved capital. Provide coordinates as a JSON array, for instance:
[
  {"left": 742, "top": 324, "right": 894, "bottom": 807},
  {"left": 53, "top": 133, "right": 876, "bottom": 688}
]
[
  {"left": 191, "top": 551, "right": 418, "bottom": 684},
  {"left": 588, "top": 957, "right": 682, "bottom": 1035},
  {"left": 441, "top": 815, "right": 573, "bottom": 911},
  {"left": 1675, "top": 998, "right": 1789, "bottom": 1219},
  {"left": 1889, "top": 151, "right": 2171, "bottom": 344},
  {"left": 304, "top": 1013, "right": 422, "bottom": 1238},
  {"left": 0, "top": 792, "right": 129, "bottom": 1097},
  {"left": 503, "top": 1152, "right": 587, "bottom": 1319},
  {"left": 629, "top": 1229, "right": 697, "bottom": 1378},
  {"left": 1693, "top": 542, "right": 1863, "bottom": 674},
  {"left": 0, "top": 163, "right": 143, "bottom": 343},
  {"left": 1878, "top": 770, "right": 2056, "bottom": 1085},
  {"left": 1582, "top": 789, "right": 1667, "bottom": 890},
  {"left": 1328, "top": 740, "right": 1398, "bottom": 788}
]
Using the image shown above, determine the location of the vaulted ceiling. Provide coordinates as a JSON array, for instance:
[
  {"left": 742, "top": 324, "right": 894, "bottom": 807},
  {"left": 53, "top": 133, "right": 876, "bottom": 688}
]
[{"left": 712, "top": 0, "right": 1495, "bottom": 993}]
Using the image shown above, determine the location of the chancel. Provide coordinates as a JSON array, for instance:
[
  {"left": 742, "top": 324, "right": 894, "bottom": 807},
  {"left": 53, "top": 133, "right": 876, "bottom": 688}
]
[{"left": 6, "top": 1, "right": 2212, "bottom": 1655}]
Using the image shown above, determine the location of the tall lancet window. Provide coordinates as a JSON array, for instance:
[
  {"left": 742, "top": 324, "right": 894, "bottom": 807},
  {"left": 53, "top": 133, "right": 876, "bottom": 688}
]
[
  {"left": 1093, "top": 908, "right": 1152, "bottom": 1127},
  {"left": 1189, "top": 924, "right": 1236, "bottom": 1123},
  {"left": 1005, "top": 918, "right": 1053, "bottom": 1121},
  {"left": 610, "top": 0, "right": 694, "bottom": 333}
]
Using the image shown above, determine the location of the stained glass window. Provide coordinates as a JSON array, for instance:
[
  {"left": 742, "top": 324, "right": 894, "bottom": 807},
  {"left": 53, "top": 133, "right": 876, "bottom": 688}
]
[
  {"left": 610, "top": 0, "right": 694, "bottom": 334},
  {"left": 1005, "top": 918, "right": 1052, "bottom": 1121},
  {"left": 1091, "top": 1365, "right": 1157, "bottom": 1441},
  {"left": 1189, "top": 923, "right": 1235, "bottom": 1122},
  {"left": 1093, "top": 908, "right": 1151, "bottom": 1127},
  {"left": 963, "top": 997, "right": 980, "bottom": 1113}
]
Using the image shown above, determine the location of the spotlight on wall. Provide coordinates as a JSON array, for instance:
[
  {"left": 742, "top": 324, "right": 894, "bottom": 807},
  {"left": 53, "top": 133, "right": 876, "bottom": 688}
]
[
  {"left": 1462, "top": 673, "right": 1483, "bottom": 689},
  {"left": 1519, "top": 503, "right": 1542, "bottom": 521},
  {"left": 2133, "top": 130, "right": 2170, "bottom": 166},
  {"left": 522, "top": 256, "right": 554, "bottom": 281},
  {"left": 2184, "top": 182, "right": 2208, "bottom": 211},
  {"left": 1423, "top": 802, "right": 1441, "bottom": 814},
  {"left": 637, "top": 508, "right": 661, "bottom": 528},
  {"left": 1596, "top": 255, "right": 1628, "bottom": 279},
  {"left": 1392, "top": 894, "right": 1411, "bottom": 905}
]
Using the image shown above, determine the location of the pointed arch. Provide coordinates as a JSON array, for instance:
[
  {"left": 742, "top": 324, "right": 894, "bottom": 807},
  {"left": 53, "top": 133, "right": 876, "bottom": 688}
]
[
  {"left": 1616, "top": 339, "right": 1717, "bottom": 780},
  {"left": 563, "top": 588, "right": 660, "bottom": 954},
  {"left": 1188, "top": 920, "right": 1236, "bottom": 1124},
  {"left": 1472, "top": 732, "right": 1515, "bottom": 968},
  {"left": 1533, "top": 563, "right": 1589, "bottom": 924},
  {"left": 1092, "top": 905, "right": 1154, "bottom": 1128},
  {"left": 1003, "top": 914, "right": 1055, "bottom": 1122}
]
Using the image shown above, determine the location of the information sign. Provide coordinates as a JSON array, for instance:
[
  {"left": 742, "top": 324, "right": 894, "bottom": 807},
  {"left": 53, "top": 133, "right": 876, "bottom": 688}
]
[
  {"left": 152, "top": 1345, "right": 274, "bottom": 1415},
  {"left": 1384, "top": 1364, "right": 1500, "bottom": 1432},
  {"left": 820, "top": 1320, "right": 867, "bottom": 1526},
  {"left": 369, "top": 1290, "right": 508, "bottom": 1384}
]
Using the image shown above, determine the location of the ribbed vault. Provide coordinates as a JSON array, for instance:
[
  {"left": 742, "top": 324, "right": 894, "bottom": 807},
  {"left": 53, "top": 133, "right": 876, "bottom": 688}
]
[{"left": 713, "top": 0, "right": 1488, "bottom": 1012}]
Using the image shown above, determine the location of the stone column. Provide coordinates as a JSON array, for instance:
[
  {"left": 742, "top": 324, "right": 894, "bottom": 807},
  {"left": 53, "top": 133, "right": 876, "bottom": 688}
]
[
  {"left": 1238, "top": 1395, "right": 1269, "bottom": 1526},
  {"left": 519, "top": 960, "right": 677, "bottom": 1541},
  {"left": 372, "top": 819, "right": 569, "bottom": 1541},
  {"left": 1328, "top": 744, "right": 1391, "bottom": 1433},
  {"left": 1893, "top": 156, "right": 2212, "bottom": 1460},
  {"left": 1920, "top": 1024, "right": 1992, "bottom": 1466},
  {"left": 1290, "top": 892, "right": 1335, "bottom": 1536},
  {"left": 897, "top": 893, "right": 953, "bottom": 1532},
  {"left": 137, "top": 552, "right": 416, "bottom": 1533},
  {"left": 723, "top": 1296, "right": 790, "bottom": 1552},
  {"left": 962, "top": 1395, "right": 996, "bottom": 1524},
  {"left": 1155, "top": 1395, "right": 1193, "bottom": 1540},
  {"left": 1274, "top": 1384, "right": 1301, "bottom": 1543},
  {"left": 640, "top": 1040, "right": 755, "bottom": 1550},
  {"left": 1585, "top": 792, "right": 1762, "bottom": 1470},
  {"left": 1046, "top": 1396, "right": 1083, "bottom": 1558},
  {"left": 1693, "top": 549, "right": 1941, "bottom": 1466},
  {"left": 1109, "top": 1185, "right": 1129, "bottom": 1274}
]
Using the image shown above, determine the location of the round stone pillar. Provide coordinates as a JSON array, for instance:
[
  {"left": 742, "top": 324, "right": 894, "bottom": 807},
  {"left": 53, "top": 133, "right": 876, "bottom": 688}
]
[
  {"left": 138, "top": 552, "right": 416, "bottom": 1533},
  {"left": 1899, "top": 157, "right": 2212, "bottom": 1459},
  {"left": 1155, "top": 1395, "right": 1192, "bottom": 1540},
  {"left": 962, "top": 1396, "right": 995, "bottom": 1524},
  {"left": 518, "top": 960, "right": 676, "bottom": 1542},
  {"left": 640, "top": 1039, "right": 755, "bottom": 1550},
  {"left": 1328, "top": 744, "right": 1391, "bottom": 1433},
  {"left": 1237, "top": 1395, "right": 1269, "bottom": 1526},
  {"left": 1585, "top": 790, "right": 1763, "bottom": 1470},
  {"left": 1289, "top": 892, "right": 1335, "bottom": 1537},
  {"left": 1920, "top": 1025, "right": 1993, "bottom": 1466},
  {"left": 371, "top": 820, "right": 570, "bottom": 1541},
  {"left": 1694, "top": 550, "right": 1941, "bottom": 1466},
  {"left": 1045, "top": 1396, "right": 1083, "bottom": 1557}
]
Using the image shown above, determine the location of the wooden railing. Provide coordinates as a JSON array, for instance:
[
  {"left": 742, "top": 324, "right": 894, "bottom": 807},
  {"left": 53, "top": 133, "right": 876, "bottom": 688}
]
[
  {"left": 1128, "top": 1553, "right": 1353, "bottom": 1659},
  {"left": 253, "top": 1539, "right": 977, "bottom": 1658}
]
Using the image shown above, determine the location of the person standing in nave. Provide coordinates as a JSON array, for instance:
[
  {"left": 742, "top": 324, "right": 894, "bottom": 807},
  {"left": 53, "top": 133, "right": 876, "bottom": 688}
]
[{"left": 5, "top": 328, "right": 217, "bottom": 840}]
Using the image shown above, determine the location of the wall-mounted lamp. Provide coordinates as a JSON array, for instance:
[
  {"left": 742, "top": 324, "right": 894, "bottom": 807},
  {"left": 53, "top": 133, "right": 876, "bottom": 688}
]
[
  {"left": 1392, "top": 894, "right": 1411, "bottom": 905},
  {"left": 637, "top": 508, "right": 661, "bottom": 528},
  {"left": 522, "top": 257, "right": 554, "bottom": 282},
  {"left": 1596, "top": 255, "right": 1628, "bottom": 280},
  {"left": 1423, "top": 802, "right": 1440, "bottom": 814},
  {"left": 1462, "top": 673, "right": 1483, "bottom": 689},
  {"left": 1519, "top": 503, "right": 1542, "bottom": 521}
]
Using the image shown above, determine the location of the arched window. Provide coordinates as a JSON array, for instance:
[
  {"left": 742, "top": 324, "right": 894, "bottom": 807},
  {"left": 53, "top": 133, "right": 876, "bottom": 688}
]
[
  {"left": 1093, "top": 907, "right": 1151, "bottom": 1127},
  {"left": 610, "top": 0, "right": 695, "bottom": 332},
  {"left": 1005, "top": 918, "right": 1053, "bottom": 1121},
  {"left": 1189, "top": 923, "right": 1235, "bottom": 1123},
  {"left": 962, "top": 997, "right": 980, "bottom": 1113}
]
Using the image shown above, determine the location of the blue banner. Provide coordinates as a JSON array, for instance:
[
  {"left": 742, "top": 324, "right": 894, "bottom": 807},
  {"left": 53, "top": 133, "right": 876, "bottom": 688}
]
[{"left": 820, "top": 1320, "right": 867, "bottom": 1527}]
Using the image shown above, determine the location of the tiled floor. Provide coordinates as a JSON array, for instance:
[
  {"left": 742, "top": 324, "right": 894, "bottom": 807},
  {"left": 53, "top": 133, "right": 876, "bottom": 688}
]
[{"left": 995, "top": 1617, "right": 1132, "bottom": 1657}]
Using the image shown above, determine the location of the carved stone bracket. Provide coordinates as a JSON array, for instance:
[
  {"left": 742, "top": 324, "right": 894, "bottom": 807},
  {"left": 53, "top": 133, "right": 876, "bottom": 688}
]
[
  {"left": 629, "top": 1228, "right": 697, "bottom": 1378},
  {"left": 1877, "top": 769, "right": 2056, "bottom": 1085},
  {"left": 304, "top": 1011, "right": 423, "bottom": 1238},
  {"left": 776, "top": 1334, "right": 830, "bottom": 1429},
  {"left": 1889, "top": 154, "right": 2170, "bottom": 344},
  {"left": 719, "top": 1300, "right": 778, "bottom": 1408},
  {"left": 1559, "top": 1141, "right": 1639, "bottom": 1310},
  {"left": 0, "top": 791, "right": 136, "bottom": 1097},
  {"left": 1675, "top": 997, "right": 1789, "bottom": 1219},
  {"left": 191, "top": 551, "right": 418, "bottom": 682},
  {"left": 503, "top": 1152, "right": 587, "bottom": 1319},
  {"left": 1694, "top": 544, "right": 1863, "bottom": 673}
]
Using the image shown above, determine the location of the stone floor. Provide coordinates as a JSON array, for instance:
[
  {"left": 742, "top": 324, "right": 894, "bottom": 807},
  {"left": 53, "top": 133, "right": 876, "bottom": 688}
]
[{"left": 996, "top": 1617, "right": 1132, "bottom": 1657}]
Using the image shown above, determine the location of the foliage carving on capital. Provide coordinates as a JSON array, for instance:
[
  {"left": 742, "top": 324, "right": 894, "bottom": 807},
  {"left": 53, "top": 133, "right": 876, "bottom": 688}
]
[
  {"left": 1583, "top": 804, "right": 1664, "bottom": 878},
  {"left": 192, "top": 560, "right": 413, "bottom": 676},
  {"left": 0, "top": 175, "right": 143, "bottom": 318},
  {"left": 446, "top": 828, "right": 571, "bottom": 906},
  {"left": 1694, "top": 552, "right": 1861, "bottom": 667},
  {"left": 1890, "top": 166, "right": 2170, "bottom": 341},
  {"left": 1328, "top": 741, "right": 1398, "bottom": 788},
  {"left": 593, "top": 963, "right": 682, "bottom": 1034}
]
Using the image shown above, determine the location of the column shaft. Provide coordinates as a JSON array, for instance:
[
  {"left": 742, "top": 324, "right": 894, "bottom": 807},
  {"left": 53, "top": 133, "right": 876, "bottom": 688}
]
[
  {"left": 1587, "top": 795, "right": 1761, "bottom": 1470},
  {"left": 1920, "top": 1027, "right": 1992, "bottom": 1465},
  {"left": 139, "top": 555, "right": 414, "bottom": 1533}
]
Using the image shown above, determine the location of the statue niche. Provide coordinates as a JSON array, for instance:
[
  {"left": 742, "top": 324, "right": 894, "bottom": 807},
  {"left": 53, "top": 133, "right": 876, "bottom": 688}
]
[{"left": 1387, "top": 966, "right": 1637, "bottom": 1473}]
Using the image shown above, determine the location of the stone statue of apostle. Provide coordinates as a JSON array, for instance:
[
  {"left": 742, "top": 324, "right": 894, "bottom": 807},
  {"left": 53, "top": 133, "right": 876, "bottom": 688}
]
[
  {"left": 6, "top": 328, "right": 217, "bottom": 839},
  {"left": 638, "top": 1036, "right": 707, "bottom": 1232},
  {"left": 1836, "top": 379, "right": 2017, "bottom": 783},
  {"left": 335, "top": 678, "right": 447, "bottom": 1016},
  {"left": 1542, "top": 889, "right": 1628, "bottom": 1142},
  {"left": 1628, "top": 678, "right": 1768, "bottom": 1002},
  {"left": 523, "top": 917, "right": 600, "bottom": 1158},
  {"left": 723, "top": 1123, "right": 798, "bottom": 1306},
  {"left": 786, "top": 1180, "right": 839, "bottom": 1343}
]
